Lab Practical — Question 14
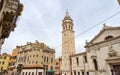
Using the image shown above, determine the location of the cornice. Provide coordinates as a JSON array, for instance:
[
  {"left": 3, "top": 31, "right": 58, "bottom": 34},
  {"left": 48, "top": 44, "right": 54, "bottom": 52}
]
[
  {"left": 71, "top": 52, "right": 86, "bottom": 57},
  {"left": 62, "top": 30, "right": 74, "bottom": 33},
  {"left": 86, "top": 26, "right": 120, "bottom": 47},
  {"left": 85, "top": 36, "right": 120, "bottom": 48}
]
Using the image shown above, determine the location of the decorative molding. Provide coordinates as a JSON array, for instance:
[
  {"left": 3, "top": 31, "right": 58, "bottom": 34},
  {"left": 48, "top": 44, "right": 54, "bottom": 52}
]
[
  {"left": 88, "top": 69, "right": 95, "bottom": 72},
  {"left": 85, "top": 36, "right": 120, "bottom": 51},
  {"left": 85, "top": 35, "right": 120, "bottom": 48},
  {"left": 108, "top": 50, "right": 119, "bottom": 57},
  {"left": 91, "top": 55, "right": 97, "bottom": 59},
  {"left": 88, "top": 69, "right": 106, "bottom": 72},
  {"left": 98, "top": 69, "right": 106, "bottom": 72}
]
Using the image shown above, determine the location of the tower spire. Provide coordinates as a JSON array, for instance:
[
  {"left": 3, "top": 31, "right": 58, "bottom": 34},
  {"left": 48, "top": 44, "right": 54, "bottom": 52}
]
[
  {"left": 66, "top": 9, "right": 69, "bottom": 17},
  {"left": 63, "top": 9, "right": 72, "bottom": 21}
]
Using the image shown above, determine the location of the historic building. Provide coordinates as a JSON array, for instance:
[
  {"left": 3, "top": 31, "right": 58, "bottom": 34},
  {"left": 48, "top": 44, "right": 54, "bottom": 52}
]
[
  {"left": 70, "top": 25, "right": 120, "bottom": 75},
  {"left": 71, "top": 52, "right": 89, "bottom": 75},
  {"left": 21, "top": 65, "right": 44, "bottom": 75},
  {"left": 16, "top": 40, "right": 55, "bottom": 75},
  {"left": 9, "top": 46, "right": 20, "bottom": 69},
  {"left": 0, "top": 0, "right": 23, "bottom": 51},
  {"left": 85, "top": 25, "right": 120, "bottom": 75},
  {"left": 0, "top": 53, "right": 11, "bottom": 72},
  {"left": 55, "top": 57, "right": 62, "bottom": 75},
  {"left": 61, "top": 10, "right": 76, "bottom": 75}
]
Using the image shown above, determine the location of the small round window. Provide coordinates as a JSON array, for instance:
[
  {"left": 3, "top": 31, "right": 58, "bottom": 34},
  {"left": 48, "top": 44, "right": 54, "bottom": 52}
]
[{"left": 105, "top": 35, "right": 114, "bottom": 40}]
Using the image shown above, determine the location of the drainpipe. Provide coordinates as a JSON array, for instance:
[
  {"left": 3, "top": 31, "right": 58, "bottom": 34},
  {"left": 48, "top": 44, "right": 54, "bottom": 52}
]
[
  {"left": 69, "top": 55, "right": 72, "bottom": 75},
  {"left": 59, "top": 58, "right": 61, "bottom": 75},
  {"left": 36, "top": 69, "right": 38, "bottom": 75}
]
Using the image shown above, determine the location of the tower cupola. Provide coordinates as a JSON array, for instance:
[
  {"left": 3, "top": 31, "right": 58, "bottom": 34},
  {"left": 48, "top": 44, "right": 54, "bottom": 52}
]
[
  {"left": 62, "top": 10, "right": 74, "bottom": 31},
  {"left": 63, "top": 10, "right": 73, "bottom": 22}
]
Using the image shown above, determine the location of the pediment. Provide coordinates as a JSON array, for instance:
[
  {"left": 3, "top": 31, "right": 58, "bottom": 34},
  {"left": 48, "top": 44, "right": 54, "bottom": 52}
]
[{"left": 86, "top": 25, "right": 120, "bottom": 46}]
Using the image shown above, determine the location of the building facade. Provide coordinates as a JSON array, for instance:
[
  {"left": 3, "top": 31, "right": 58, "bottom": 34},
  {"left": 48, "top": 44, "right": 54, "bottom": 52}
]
[
  {"left": 71, "top": 52, "right": 89, "bottom": 75},
  {"left": 85, "top": 25, "right": 120, "bottom": 75},
  {"left": 70, "top": 25, "right": 120, "bottom": 75},
  {"left": 0, "top": 0, "right": 23, "bottom": 51},
  {"left": 62, "top": 10, "right": 76, "bottom": 75},
  {"left": 16, "top": 40, "right": 55, "bottom": 75},
  {"left": 21, "top": 65, "right": 44, "bottom": 75},
  {"left": 55, "top": 57, "right": 62, "bottom": 75},
  {"left": 9, "top": 46, "right": 20, "bottom": 69},
  {"left": 0, "top": 53, "right": 11, "bottom": 72}
]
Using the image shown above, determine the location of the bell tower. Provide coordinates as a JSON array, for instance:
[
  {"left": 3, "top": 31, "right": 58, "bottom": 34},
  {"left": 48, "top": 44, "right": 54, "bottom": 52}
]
[{"left": 62, "top": 10, "right": 75, "bottom": 75}]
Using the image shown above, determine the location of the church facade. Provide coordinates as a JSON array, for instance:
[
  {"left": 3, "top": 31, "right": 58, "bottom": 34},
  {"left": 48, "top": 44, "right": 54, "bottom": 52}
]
[{"left": 71, "top": 25, "right": 120, "bottom": 75}]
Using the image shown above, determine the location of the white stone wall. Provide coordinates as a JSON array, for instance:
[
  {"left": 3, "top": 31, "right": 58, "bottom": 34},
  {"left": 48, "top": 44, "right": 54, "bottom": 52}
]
[
  {"left": 93, "top": 29, "right": 120, "bottom": 44},
  {"left": 87, "top": 42, "right": 120, "bottom": 75},
  {"left": 21, "top": 68, "right": 44, "bottom": 75},
  {"left": 71, "top": 26, "right": 120, "bottom": 75},
  {"left": 86, "top": 27, "right": 120, "bottom": 75},
  {"left": 71, "top": 53, "right": 89, "bottom": 75}
]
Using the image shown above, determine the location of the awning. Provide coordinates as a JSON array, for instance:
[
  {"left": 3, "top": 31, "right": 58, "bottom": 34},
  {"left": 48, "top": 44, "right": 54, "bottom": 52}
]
[{"left": 46, "top": 70, "right": 56, "bottom": 73}]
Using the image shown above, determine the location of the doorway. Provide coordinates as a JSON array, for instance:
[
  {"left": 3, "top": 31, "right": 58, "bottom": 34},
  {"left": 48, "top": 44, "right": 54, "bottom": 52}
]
[{"left": 111, "top": 65, "right": 120, "bottom": 75}]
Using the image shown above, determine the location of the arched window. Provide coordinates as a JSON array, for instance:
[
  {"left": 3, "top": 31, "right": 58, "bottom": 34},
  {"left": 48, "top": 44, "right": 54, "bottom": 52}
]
[
  {"left": 29, "top": 72, "right": 30, "bottom": 75},
  {"left": 93, "top": 59, "right": 98, "bottom": 70},
  {"left": 71, "top": 25, "right": 72, "bottom": 30},
  {"left": 78, "top": 72, "right": 80, "bottom": 75},
  {"left": 71, "top": 26, "right": 73, "bottom": 30},
  {"left": 22, "top": 72, "right": 24, "bottom": 75},
  {"left": 105, "top": 35, "right": 114, "bottom": 40},
  {"left": 32, "top": 72, "right": 34, "bottom": 75},
  {"left": 76, "top": 57, "right": 79, "bottom": 66},
  {"left": 26, "top": 72, "right": 27, "bottom": 75},
  {"left": 74, "top": 71, "right": 76, "bottom": 75}
]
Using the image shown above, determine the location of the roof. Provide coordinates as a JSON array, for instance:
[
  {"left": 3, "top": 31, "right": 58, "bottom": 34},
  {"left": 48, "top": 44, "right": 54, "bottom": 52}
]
[
  {"left": 85, "top": 25, "right": 120, "bottom": 47},
  {"left": 43, "top": 49, "right": 55, "bottom": 53},
  {"left": 1, "top": 53, "right": 11, "bottom": 56},
  {"left": 22, "top": 65, "right": 44, "bottom": 69},
  {"left": 63, "top": 10, "right": 73, "bottom": 22},
  {"left": 70, "top": 52, "right": 86, "bottom": 57},
  {"left": 18, "top": 40, "right": 55, "bottom": 52}
]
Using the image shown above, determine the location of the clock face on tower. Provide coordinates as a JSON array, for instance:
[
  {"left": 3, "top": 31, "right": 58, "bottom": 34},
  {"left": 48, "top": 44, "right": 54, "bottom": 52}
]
[{"left": 0, "top": 0, "right": 4, "bottom": 12}]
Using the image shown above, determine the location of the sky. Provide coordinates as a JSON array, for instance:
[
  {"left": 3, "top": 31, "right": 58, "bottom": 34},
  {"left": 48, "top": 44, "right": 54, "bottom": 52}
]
[{"left": 1, "top": 0, "right": 120, "bottom": 58}]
